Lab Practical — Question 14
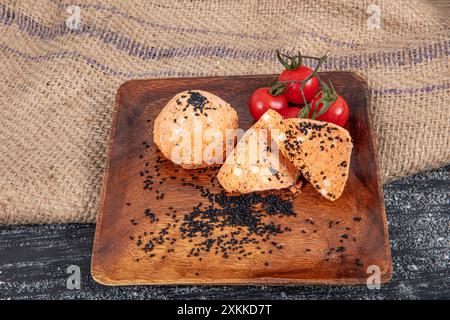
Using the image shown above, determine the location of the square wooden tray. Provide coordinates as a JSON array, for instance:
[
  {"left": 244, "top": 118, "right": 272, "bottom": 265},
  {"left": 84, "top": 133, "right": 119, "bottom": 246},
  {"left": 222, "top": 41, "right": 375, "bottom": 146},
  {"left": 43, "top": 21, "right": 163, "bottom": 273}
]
[{"left": 91, "top": 72, "right": 392, "bottom": 285}]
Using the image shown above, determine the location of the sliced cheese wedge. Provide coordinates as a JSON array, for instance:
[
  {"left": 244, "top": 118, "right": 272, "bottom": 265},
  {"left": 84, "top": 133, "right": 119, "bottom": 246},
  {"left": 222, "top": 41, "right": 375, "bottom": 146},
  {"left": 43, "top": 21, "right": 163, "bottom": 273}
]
[
  {"left": 217, "top": 110, "right": 300, "bottom": 193},
  {"left": 278, "top": 117, "right": 353, "bottom": 201}
]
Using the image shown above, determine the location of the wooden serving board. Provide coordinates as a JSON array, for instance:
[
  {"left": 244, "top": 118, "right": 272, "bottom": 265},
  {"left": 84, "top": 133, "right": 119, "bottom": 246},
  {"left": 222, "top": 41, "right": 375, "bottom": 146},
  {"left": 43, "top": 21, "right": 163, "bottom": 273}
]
[{"left": 91, "top": 72, "right": 392, "bottom": 285}]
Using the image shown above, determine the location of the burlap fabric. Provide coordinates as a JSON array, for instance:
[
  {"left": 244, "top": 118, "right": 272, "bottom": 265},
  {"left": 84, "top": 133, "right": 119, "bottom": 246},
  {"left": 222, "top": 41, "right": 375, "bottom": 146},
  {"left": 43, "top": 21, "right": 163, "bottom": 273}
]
[{"left": 0, "top": 0, "right": 448, "bottom": 224}]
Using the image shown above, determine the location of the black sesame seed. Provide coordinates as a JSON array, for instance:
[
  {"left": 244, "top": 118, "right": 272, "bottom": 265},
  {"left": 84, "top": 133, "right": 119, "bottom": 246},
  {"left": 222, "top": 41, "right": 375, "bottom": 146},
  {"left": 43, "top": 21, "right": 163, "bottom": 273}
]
[
  {"left": 186, "top": 91, "right": 208, "bottom": 114},
  {"left": 132, "top": 163, "right": 299, "bottom": 262}
]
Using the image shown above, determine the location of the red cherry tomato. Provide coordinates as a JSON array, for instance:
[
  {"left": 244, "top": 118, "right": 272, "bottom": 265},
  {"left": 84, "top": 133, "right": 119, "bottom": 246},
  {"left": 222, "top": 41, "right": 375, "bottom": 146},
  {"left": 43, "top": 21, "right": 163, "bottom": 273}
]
[
  {"left": 278, "top": 107, "right": 301, "bottom": 119},
  {"left": 279, "top": 65, "right": 319, "bottom": 104},
  {"left": 248, "top": 87, "right": 288, "bottom": 121},
  {"left": 309, "top": 94, "right": 350, "bottom": 127}
]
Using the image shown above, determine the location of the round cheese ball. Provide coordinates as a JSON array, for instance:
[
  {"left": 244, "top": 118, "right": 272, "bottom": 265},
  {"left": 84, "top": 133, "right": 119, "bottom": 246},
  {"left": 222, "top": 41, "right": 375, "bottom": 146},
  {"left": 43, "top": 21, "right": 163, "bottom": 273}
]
[{"left": 153, "top": 90, "right": 238, "bottom": 169}]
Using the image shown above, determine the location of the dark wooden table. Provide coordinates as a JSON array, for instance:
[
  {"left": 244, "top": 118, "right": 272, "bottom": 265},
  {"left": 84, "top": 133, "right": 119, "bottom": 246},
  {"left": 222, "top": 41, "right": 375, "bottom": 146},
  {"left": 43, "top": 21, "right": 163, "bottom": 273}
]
[{"left": 0, "top": 166, "right": 448, "bottom": 299}]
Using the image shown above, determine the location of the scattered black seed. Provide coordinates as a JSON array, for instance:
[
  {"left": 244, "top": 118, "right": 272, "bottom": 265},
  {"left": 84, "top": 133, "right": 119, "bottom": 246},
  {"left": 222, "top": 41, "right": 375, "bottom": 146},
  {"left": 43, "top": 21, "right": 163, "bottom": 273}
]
[
  {"left": 186, "top": 91, "right": 208, "bottom": 114},
  {"left": 355, "top": 258, "right": 363, "bottom": 267},
  {"left": 132, "top": 165, "right": 298, "bottom": 261},
  {"left": 353, "top": 216, "right": 362, "bottom": 222},
  {"left": 130, "top": 152, "right": 365, "bottom": 265},
  {"left": 144, "top": 208, "right": 157, "bottom": 223},
  {"left": 142, "top": 141, "right": 151, "bottom": 148}
]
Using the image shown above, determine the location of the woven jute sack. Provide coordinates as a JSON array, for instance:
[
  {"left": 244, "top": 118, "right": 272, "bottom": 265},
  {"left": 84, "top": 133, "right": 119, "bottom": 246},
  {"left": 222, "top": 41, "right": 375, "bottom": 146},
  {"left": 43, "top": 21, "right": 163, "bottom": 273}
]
[{"left": 0, "top": 0, "right": 448, "bottom": 224}]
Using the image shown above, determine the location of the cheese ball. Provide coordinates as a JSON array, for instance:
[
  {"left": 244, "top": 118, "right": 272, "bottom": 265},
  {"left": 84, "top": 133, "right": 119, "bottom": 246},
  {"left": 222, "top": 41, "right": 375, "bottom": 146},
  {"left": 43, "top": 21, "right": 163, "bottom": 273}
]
[{"left": 153, "top": 90, "right": 238, "bottom": 169}]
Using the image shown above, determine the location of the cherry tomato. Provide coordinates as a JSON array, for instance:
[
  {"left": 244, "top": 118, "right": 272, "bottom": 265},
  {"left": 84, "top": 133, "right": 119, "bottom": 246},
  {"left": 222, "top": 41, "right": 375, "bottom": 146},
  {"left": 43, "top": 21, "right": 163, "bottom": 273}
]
[
  {"left": 248, "top": 87, "right": 288, "bottom": 121},
  {"left": 309, "top": 94, "right": 350, "bottom": 127},
  {"left": 278, "top": 107, "right": 301, "bottom": 119},
  {"left": 279, "top": 65, "right": 319, "bottom": 104}
]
